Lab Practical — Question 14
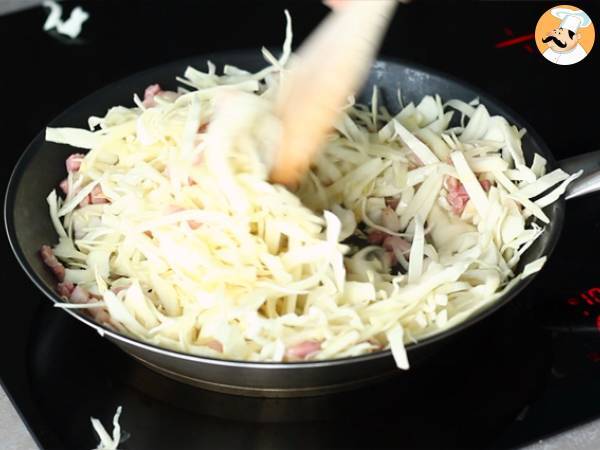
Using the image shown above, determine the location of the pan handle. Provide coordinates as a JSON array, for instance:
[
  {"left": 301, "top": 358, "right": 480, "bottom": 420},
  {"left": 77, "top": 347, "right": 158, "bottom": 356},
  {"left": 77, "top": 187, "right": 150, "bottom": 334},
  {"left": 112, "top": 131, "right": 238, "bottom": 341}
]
[{"left": 558, "top": 150, "right": 600, "bottom": 200}]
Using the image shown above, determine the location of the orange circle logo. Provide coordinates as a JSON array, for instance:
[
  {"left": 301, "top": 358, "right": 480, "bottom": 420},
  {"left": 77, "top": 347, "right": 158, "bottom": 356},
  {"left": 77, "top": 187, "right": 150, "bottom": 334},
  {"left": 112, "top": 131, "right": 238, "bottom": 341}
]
[{"left": 535, "top": 5, "right": 595, "bottom": 65}]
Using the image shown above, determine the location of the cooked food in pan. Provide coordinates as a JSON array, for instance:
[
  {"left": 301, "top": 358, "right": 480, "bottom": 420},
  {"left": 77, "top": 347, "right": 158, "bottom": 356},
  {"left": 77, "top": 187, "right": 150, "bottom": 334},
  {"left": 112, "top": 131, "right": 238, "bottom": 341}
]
[{"left": 41, "top": 16, "right": 579, "bottom": 368}]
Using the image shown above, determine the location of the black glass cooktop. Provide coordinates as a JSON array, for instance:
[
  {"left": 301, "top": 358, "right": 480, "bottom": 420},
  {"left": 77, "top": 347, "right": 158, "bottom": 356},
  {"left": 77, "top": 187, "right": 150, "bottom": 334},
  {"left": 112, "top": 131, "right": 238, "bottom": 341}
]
[{"left": 2, "top": 1, "right": 600, "bottom": 449}]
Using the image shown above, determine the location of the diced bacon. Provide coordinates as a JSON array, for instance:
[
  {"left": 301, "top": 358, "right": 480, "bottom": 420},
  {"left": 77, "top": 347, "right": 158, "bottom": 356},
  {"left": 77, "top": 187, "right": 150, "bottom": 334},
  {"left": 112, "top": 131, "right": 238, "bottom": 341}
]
[
  {"left": 192, "top": 153, "right": 204, "bottom": 166},
  {"left": 381, "top": 207, "right": 402, "bottom": 232},
  {"left": 142, "top": 85, "right": 180, "bottom": 108},
  {"left": 142, "top": 84, "right": 162, "bottom": 108},
  {"left": 145, "top": 84, "right": 162, "bottom": 97},
  {"left": 111, "top": 285, "right": 130, "bottom": 295},
  {"left": 444, "top": 175, "right": 459, "bottom": 191},
  {"left": 286, "top": 340, "right": 321, "bottom": 360},
  {"left": 91, "top": 309, "right": 112, "bottom": 324},
  {"left": 79, "top": 185, "right": 109, "bottom": 207},
  {"left": 69, "top": 285, "right": 101, "bottom": 305},
  {"left": 368, "top": 232, "right": 410, "bottom": 268},
  {"left": 445, "top": 176, "right": 493, "bottom": 216},
  {"left": 383, "top": 235, "right": 411, "bottom": 255},
  {"left": 206, "top": 340, "right": 223, "bottom": 353},
  {"left": 407, "top": 152, "right": 423, "bottom": 169},
  {"left": 367, "top": 339, "right": 385, "bottom": 350},
  {"left": 65, "top": 153, "right": 85, "bottom": 173},
  {"left": 324, "top": 0, "right": 349, "bottom": 10},
  {"left": 57, "top": 281, "right": 75, "bottom": 298},
  {"left": 79, "top": 195, "right": 90, "bottom": 208},
  {"left": 382, "top": 251, "right": 396, "bottom": 268},
  {"left": 59, "top": 178, "right": 69, "bottom": 194},
  {"left": 66, "top": 284, "right": 111, "bottom": 324},
  {"left": 70, "top": 285, "right": 90, "bottom": 304},
  {"left": 367, "top": 229, "right": 388, "bottom": 245},
  {"left": 40, "top": 245, "right": 65, "bottom": 281},
  {"left": 385, "top": 197, "right": 400, "bottom": 210},
  {"left": 446, "top": 182, "right": 470, "bottom": 216},
  {"left": 89, "top": 185, "right": 109, "bottom": 204}
]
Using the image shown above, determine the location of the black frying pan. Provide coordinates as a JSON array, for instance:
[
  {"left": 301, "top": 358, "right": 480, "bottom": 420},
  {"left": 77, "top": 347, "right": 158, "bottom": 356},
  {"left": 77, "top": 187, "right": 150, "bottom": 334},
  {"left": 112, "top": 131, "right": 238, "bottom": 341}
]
[{"left": 5, "top": 52, "right": 600, "bottom": 397}]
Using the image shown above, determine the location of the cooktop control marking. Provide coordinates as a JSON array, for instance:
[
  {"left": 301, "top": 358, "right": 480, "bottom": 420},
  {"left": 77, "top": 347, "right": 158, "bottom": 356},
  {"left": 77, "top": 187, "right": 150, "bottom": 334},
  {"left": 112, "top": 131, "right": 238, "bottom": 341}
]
[{"left": 495, "top": 27, "right": 535, "bottom": 53}]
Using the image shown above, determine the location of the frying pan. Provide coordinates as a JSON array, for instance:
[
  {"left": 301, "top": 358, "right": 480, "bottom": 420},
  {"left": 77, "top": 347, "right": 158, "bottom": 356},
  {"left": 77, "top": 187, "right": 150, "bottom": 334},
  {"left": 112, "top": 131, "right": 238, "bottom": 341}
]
[{"left": 5, "top": 51, "right": 600, "bottom": 397}]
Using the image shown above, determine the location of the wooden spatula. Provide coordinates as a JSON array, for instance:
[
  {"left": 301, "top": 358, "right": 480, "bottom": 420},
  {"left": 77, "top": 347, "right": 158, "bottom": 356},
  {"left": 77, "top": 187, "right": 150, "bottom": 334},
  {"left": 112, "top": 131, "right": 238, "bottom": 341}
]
[{"left": 270, "top": 0, "right": 399, "bottom": 185}]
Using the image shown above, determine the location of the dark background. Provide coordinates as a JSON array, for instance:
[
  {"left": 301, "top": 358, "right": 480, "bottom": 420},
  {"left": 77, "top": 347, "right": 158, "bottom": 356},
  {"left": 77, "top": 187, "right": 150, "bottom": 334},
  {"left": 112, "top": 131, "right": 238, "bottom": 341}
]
[
  {"left": 1, "top": 1, "right": 599, "bottom": 449},
  {"left": 1, "top": 0, "right": 598, "bottom": 170}
]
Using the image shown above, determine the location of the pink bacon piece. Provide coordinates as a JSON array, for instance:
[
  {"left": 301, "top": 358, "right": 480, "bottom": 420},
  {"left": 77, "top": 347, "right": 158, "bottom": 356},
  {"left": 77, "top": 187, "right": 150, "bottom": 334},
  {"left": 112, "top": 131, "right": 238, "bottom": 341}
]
[
  {"left": 70, "top": 285, "right": 90, "bottom": 304},
  {"left": 142, "top": 84, "right": 163, "bottom": 108},
  {"left": 382, "top": 251, "right": 396, "bottom": 267},
  {"left": 68, "top": 284, "right": 112, "bottom": 324},
  {"left": 79, "top": 185, "right": 110, "bottom": 207},
  {"left": 57, "top": 281, "right": 75, "bottom": 298},
  {"left": 206, "top": 340, "right": 223, "bottom": 353},
  {"left": 111, "top": 285, "right": 130, "bottom": 295},
  {"left": 40, "top": 245, "right": 66, "bottom": 281},
  {"left": 445, "top": 176, "right": 492, "bottom": 216},
  {"left": 367, "top": 338, "right": 385, "bottom": 351},
  {"left": 60, "top": 153, "right": 86, "bottom": 195},
  {"left": 286, "top": 340, "right": 322, "bottom": 360},
  {"left": 446, "top": 178, "right": 470, "bottom": 216},
  {"left": 59, "top": 178, "right": 69, "bottom": 195},
  {"left": 381, "top": 235, "right": 411, "bottom": 268},
  {"left": 142, "top": 85, "right": 181, "bottom": 108},
  {"left": 89, "top": 185, "right": 109, "bottom": 204},
  {"left": 65, "top": 153, "right": 85, "bottom": 173},
  {"left": 382, "top": 235, "right": 411, "bottom": 254},
  {"left": 385, "top": 196, "right": 400, "bottom": 210},
  {"left": 367, "top": 229, "right": 388, "bottom": 245},
  {"left": 368, "top": 230, "right": 412, "bottom": 251},
  {"left": 368, "top": 230, "right": 411, "bottom": 268},
  {"left": 407, "top": 152, "right": 423, "bottom": 169}
]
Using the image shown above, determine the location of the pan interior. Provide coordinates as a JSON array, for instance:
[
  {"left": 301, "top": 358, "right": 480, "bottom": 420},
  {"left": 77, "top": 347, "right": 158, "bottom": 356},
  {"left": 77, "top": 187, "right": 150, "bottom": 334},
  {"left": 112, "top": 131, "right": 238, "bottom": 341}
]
[{"left": 5, "top": 51, "right": 564, "bottom": 367}]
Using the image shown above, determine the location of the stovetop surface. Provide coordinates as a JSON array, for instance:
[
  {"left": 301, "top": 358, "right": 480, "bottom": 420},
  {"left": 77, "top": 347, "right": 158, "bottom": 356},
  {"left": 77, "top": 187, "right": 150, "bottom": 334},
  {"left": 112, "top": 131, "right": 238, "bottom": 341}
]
[{"left": 2, "top": 1, "right": 600, "bottom": 449}]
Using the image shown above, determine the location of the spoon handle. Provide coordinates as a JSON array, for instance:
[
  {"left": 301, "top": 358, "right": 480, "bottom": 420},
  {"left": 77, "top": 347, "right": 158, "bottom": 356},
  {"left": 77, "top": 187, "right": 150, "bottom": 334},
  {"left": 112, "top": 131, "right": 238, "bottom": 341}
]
[{"left": 271, "top": 0, "right": 398, "bottom": 185}]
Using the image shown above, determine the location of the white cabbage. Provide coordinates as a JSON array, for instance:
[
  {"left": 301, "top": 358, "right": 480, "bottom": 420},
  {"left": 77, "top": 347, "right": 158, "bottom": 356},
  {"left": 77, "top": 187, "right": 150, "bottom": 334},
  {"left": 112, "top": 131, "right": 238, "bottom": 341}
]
[
  {"left": 43, "top": 11, "right": 579, "bottom": 370},
  {"left": 90, "top": 406, "right": 123, "bottom": 450}
]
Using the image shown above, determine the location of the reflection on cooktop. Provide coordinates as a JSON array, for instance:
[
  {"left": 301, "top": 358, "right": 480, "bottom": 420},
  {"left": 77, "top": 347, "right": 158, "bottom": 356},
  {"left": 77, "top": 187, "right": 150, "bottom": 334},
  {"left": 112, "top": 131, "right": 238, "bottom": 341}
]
[{"left": 28, "top": 296, "right": 549, "bottom": 449}]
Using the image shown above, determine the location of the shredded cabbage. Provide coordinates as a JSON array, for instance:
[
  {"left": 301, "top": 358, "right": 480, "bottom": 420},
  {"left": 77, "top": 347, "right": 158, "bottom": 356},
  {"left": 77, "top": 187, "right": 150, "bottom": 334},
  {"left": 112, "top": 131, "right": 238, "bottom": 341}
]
[
  {"left": 90, "top": 406, "right": 123, "bottom": 450},
  {"left": 43, "top": 11, "right": 579, "bottom": 369},
  {"left": 42, "top": 1, "right": 89, "bottom": 39}
]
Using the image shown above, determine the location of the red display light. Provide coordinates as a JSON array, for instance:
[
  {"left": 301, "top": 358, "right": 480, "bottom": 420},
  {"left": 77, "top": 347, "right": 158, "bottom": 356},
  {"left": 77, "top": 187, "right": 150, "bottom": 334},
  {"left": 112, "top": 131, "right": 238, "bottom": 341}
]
[
  {"left": 495, "top": 27, "right": 535, "bottom": 54},
  {"left": 588, "top": 288, "right": 600, "bottom": 302},
  {"left": 495, "top": 33, "right": 535, "bottom": 49},
  {"left": 587, "top": 352, "right": 600, "bottom": 363},
  {"left": 565, "top": 287, "right": 600, "bottom": 331}
]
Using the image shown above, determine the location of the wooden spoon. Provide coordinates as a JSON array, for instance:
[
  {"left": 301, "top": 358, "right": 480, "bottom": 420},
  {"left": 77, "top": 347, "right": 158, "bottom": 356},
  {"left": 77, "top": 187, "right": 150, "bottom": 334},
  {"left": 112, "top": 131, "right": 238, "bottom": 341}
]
[{"left": 270, "top": 0, "right": 399, "bottom": 185}]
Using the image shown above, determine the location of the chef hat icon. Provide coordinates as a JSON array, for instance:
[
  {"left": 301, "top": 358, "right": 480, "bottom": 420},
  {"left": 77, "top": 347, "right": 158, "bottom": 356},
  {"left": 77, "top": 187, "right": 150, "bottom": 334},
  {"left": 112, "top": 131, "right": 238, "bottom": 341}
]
[{"left": 551, "top": 7, "right": 592, "bottom": 33}]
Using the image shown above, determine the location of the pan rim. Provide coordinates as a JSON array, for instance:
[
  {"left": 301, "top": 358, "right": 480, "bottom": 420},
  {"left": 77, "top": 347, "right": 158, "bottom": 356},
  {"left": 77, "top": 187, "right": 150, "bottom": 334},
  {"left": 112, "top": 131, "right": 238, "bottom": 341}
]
[{"left": 4, "top": 50, "right": 565, "bottom": 370}]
